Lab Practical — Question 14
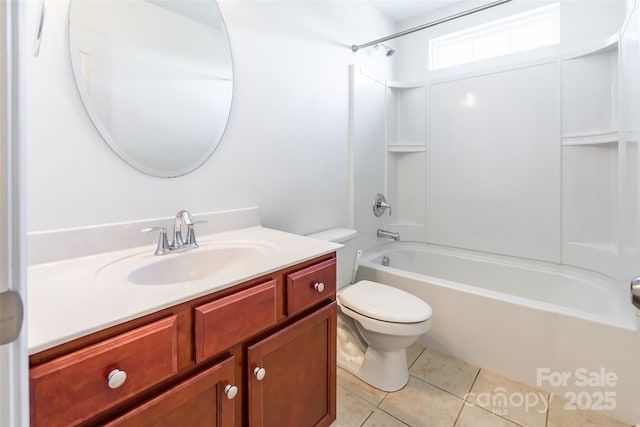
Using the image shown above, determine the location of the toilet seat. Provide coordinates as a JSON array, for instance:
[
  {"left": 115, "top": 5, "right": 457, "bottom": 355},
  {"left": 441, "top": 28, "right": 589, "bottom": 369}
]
[
  {"left": 338, "top": 280, "right": 433, "bottom": 323},
  {"left": 339, "top": 304, "right": 432, "bottom": 337}
]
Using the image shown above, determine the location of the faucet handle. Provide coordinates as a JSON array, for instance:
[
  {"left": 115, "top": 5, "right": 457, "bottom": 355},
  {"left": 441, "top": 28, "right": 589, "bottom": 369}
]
[
  {"left": 177, "top": 210, "right": 195, "bottom": 225},
  {"left": 142, "top": 227, "right": 170, "bottom": 256},
  {"left": 185, "top": 220, "right": 208, "bottom": 246}
]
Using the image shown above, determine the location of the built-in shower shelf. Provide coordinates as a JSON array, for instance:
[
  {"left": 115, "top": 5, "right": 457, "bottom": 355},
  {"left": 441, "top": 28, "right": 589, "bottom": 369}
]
[
  {"left": 566, "top": 241, "right": 618, "bottom": 254},
  {"left": 387, "top": 143, "right": 427, "bottom": 153},
  {"left": 561, "top": 33, "right": 618, "bottom": 61},
  {"left": 561, "top": 130, "right": 618, "bottom": 146},
  {"left": 386, "top": 81, "right": 427, "bottom": 89}
]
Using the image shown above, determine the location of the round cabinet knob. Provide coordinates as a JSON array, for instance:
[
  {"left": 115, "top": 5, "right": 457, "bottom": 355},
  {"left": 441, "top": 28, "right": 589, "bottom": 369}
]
[
  {"left": 107, "top": 369, "right": 127, "bottom": 389},
  {"left": 224, "top": 384, "right": 238, "bottom": 400},
  {"left": 314, "top": 282, "right": 325, "bottom": 293},
  {"left": 253, "top": 367, "right": 266, "bottom": 381}
]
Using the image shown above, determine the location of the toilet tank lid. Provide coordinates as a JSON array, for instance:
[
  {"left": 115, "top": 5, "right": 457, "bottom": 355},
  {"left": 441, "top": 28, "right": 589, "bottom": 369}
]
[{"left": 307, "top": 228, "right": 357, "bottom": 243}]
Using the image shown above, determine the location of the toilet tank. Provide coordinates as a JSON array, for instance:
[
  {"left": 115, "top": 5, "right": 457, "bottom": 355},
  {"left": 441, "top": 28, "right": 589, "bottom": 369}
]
[{"left": 307, "top": 228, "right": 358, "bottom": 289}]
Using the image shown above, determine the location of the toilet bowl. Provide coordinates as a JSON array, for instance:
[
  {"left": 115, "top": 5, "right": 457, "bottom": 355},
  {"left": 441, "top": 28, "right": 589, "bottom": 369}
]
[
  {"left": 308, "top": 228, "right": 433, "bottom": 392},
  {"left": 337, "top": 280, "right": 432, "bottom": 391}
]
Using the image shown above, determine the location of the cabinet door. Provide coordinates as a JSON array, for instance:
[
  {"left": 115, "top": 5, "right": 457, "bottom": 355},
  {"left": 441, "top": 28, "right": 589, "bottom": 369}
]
[
  {"left": 105, "top": 356, "right": 237, "bottom": 427},
  {"left": 247, "top": 303, "right": 336, "bottom": 427}
]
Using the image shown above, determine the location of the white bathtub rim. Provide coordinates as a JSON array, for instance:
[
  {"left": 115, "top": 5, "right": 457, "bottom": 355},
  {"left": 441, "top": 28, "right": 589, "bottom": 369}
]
[
  {"left": 364, "top": 241, "right": 619, "bottom": 286},
  {"left": 359, "top": 242, "right": 637, "bottom": 331}
]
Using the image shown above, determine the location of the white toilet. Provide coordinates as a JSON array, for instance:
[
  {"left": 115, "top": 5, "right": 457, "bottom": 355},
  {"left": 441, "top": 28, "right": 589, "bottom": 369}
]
[{"left": 308, "top": 228, "right": 433, "bottom": 392}]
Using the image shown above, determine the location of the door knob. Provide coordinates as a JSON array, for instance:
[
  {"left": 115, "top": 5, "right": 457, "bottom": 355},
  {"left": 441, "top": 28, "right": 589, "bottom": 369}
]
[
  {"left": 0, "top": 290, "right": 24, "bottom": 345},
  {"left": 631, "top": 277, "right": 640, "bottom": 310},
  {"left": 314, "top": 282, "right": 325, "bottom": 292}
]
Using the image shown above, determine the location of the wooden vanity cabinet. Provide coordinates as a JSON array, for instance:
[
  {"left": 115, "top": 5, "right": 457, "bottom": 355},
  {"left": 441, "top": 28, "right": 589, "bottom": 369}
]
[
  {"left": 29, "top": 254, "right": 337, "bottom": 427},
  {"left": 248, "top": 303, "right": 337, "bottom": 427}
]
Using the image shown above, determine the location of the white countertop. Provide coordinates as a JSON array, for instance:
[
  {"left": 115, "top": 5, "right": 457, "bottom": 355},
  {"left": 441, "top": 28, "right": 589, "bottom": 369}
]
[{"left": 28, "top": 226, "right": 340, "bottom": 354}]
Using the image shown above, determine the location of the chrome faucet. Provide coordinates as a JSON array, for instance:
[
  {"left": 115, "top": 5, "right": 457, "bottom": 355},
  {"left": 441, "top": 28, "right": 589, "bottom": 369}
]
[
  {"left": 142, "top": 210, "right": 207, "bottom": 255},
  {"left": 377, "top": 229, "right": 400, "bottom": 241}
]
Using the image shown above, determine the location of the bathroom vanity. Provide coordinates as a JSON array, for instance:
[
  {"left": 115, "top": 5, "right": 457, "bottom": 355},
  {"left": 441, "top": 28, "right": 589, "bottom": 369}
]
[{"left": 27, "top": 224, "right": 338, "bottom": 427}]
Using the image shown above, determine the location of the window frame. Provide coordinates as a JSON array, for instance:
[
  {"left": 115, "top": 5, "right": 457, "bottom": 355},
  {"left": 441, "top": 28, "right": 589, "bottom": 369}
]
[{"left": 429, "top": 3, "right": 561, "bottom": 71}]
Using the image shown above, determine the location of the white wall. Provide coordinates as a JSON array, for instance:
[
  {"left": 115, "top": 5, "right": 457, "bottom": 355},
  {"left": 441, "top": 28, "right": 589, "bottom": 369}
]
[{"left": 26, "top": 0, "right": 393, "bottom": 234}]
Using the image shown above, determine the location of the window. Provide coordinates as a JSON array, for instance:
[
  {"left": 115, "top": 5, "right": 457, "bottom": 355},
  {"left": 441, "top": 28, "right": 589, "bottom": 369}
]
[{"left": 429, "top": 3, "right": 560, "bottom": 71}]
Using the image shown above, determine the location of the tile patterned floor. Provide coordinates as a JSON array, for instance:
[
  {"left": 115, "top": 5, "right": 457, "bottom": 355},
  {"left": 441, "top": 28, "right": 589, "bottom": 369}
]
[{"left": 332, "top": 343, "right": 632, "bottom": 427}]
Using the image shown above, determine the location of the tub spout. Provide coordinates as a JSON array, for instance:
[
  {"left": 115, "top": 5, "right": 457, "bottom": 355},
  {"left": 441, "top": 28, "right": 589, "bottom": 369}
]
[{"left": 377, "top": 229, "right": 399, "bottom": 240}]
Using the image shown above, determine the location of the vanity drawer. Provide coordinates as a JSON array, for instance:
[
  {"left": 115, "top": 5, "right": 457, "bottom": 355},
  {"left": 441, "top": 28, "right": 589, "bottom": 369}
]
[
  {"left": 286, "top": 258, "right": 336, "bottom": 316},
  {"left": 194, "top": 279, "right": 277, "bottom": 363},
  {"left": 29, "top": 315, "right": 179, "bottom": 427}
]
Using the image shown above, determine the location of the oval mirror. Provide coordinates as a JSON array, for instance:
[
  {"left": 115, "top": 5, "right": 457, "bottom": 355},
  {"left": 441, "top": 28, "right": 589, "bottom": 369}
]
[{"left": 69, "top": 0, "right": 233, "bottom": 177}]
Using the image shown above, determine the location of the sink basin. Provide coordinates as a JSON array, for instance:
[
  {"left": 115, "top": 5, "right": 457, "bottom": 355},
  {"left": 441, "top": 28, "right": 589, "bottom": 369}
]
[{"left": 97, "top": 240, "right": 277, "bottom": 286}]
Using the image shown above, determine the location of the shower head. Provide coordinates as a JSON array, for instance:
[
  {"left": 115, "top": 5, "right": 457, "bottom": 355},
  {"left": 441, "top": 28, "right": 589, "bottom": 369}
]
[{"left": 375, "top": 43, "right": 395, "bottom": 57}]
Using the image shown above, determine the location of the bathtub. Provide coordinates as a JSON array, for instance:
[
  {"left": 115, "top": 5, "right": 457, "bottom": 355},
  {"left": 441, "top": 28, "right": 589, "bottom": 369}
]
[{"left": 356, "top": 242, "right": 640, "bottom": 424}]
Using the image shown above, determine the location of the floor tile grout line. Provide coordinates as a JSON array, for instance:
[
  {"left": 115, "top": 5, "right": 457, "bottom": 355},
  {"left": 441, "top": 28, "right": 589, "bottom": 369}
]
[
  {"left": 376, "top": 408, "right": 412, "bottom": 427},
  {"left": 408, "top": 371, "right": 471, "bottom": 403},
  {"left": 414, "top": 355, "right": 586, "bottom": 427},
  {"left": 337, "top": 382, "right": 377, "bottom": 427},
  {"left": 451, "top": 399, "right": 466, "bottom": 427},
  {"left": 468, "top": 367, "right": 481, "bottom": 396},
  {"left": 337, "top": 383, "right": 377, "bottom": 410},
  {"left": 359, "top": 407, "right": 376, "bottom": 427},
  {"left": 407, "top": 347, "right": 426, "bottom": 370},
  {"left": 354, "top": 376, "right": 527, "bottom": 427},
  {"left": 545, "top": 393, "right": 551, "bottom": 427},
  {"left": 400, "top": 353, "right": 543, "bottom": 427},
  {"left": 406, "top": 352, "right": 482, "bottom": 404},
  {"left": 451, "top": 367, "right": 482, "bottom": 427},
  {"left": 460, "top": 369, "right": 547, "bottom": 427},
  {"left": 339, "top": 344, "right": 426, "bottom": 414},
  {"left": 467, "top": 401, "right": 529, "bottom": 427},
  {"left": 337, "top": 367, "right": 389, "bottom": 407},
  {"left": 377, "top": 391, "right": 390, "bottom": 407},
  {"left": 403, "top": 370, "right": 476, "bottom": 427}
]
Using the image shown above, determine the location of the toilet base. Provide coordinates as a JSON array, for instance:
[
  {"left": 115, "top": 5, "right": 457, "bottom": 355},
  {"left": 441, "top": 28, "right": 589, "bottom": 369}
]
[
  {"left": 339, "top": 347, "right": 410, "bottom": 392},
  {"left": 336, "top": 314, "right": 411, "bottom": 392}
]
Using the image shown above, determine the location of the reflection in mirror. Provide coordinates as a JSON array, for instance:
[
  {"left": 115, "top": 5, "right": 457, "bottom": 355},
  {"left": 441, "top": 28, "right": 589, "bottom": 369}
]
[{"left": 69, "top": 0, "right": 233, "bottom": 177}]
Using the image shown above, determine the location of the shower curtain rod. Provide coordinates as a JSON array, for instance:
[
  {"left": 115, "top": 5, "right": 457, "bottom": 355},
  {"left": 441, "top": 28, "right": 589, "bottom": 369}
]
[{"left": 352, "top": 0, "right": 513, "bottom": 53}]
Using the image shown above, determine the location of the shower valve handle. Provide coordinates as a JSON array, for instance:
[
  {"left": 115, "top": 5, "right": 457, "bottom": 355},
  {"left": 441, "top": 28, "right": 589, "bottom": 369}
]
[{"left": 373, "top": 193, "right": 392, "bottom": 217}]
